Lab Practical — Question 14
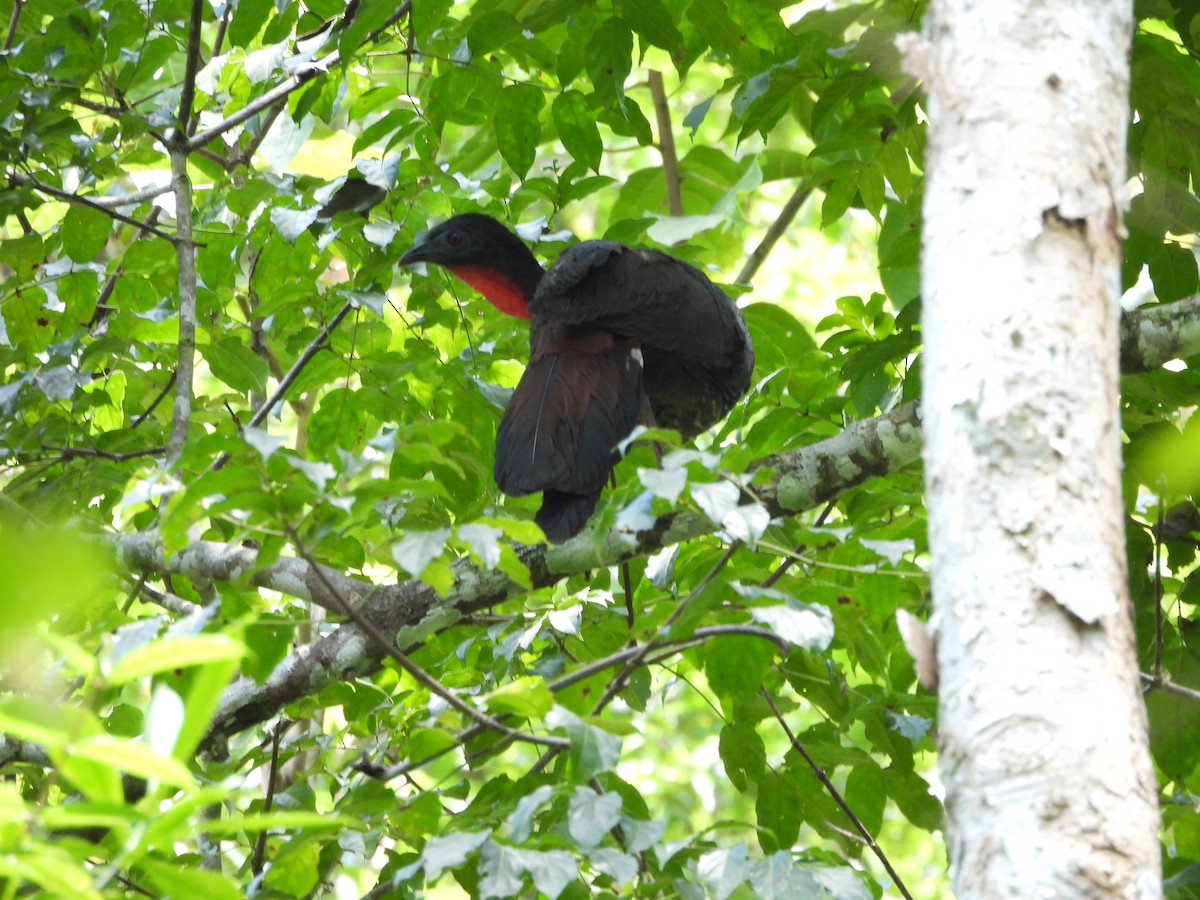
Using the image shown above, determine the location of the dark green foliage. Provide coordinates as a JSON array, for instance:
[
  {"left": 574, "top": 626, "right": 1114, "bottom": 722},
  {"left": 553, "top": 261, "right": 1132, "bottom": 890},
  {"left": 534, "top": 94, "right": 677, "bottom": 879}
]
[{"left": 0, "top": 0, "right": 1195, "bottom": 896}]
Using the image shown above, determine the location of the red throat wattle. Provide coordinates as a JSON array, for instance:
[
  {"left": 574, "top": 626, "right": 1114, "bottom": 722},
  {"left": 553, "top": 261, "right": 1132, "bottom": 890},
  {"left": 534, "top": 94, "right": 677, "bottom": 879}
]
[{"left": 449, "top": 266, "right": 531, "bottom": 319}]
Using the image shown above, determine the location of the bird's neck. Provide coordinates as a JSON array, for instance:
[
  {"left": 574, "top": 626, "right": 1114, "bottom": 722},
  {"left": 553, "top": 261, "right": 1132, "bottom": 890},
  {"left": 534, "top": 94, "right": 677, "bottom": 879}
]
[{"left": 448, "top": 252, "right": 544, "bottom": 321}]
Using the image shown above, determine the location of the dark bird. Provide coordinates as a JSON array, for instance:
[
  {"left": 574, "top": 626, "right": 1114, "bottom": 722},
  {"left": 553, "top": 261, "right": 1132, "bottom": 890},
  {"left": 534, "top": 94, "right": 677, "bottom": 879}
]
[{"left": 399, "top": 213, "right": 754, "bottom": 542}]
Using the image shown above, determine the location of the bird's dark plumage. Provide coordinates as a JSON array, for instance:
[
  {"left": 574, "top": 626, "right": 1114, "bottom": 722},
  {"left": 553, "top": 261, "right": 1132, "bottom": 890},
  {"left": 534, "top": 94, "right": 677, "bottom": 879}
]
[{"left": 400, "top": 214, "right": 754, "bottom": 542}]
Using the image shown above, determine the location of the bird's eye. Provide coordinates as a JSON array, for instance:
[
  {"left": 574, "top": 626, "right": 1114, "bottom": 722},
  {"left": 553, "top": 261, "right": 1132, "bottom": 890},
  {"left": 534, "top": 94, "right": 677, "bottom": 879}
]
[{"left": 447, "top": 232, "right": 464, "bottom": 247}]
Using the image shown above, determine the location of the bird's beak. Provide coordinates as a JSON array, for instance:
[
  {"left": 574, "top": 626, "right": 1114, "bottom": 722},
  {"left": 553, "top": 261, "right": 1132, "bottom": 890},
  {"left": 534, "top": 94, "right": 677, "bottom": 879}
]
[{"left": 398, "top": 239, "right": 430, "bottom": 266}]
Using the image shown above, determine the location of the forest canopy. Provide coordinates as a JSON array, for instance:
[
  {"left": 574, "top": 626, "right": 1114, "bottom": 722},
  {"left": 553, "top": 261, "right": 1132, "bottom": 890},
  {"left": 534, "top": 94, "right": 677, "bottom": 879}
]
[{"left": 1, "top": 0, "right": 1199, "bottom": 897}]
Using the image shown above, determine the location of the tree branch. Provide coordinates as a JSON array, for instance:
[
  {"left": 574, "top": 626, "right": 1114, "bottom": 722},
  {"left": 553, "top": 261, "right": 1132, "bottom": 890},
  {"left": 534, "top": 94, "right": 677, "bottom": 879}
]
[
  {"left": 163, "top": 0, "right": 206, "bottom": 468},
  {"left": 648, "top": 70, "right": 682, "bottom": 217},
  {"left": 208, "top": 298, "right": 356, "bottom": 473},
  {"left": 737, "top": 183, "right": 813, "bottom": 286},
  {"left": 111, "top": 400, "right": 918, "bottom": 746},
  {"left": 1141, "top": 672, "right": 1200, "bottom": 702},
  {"left": 176, "top": 0, "right": 205, "bottom": 132},
  {"left": 0, "top": 734, "right": 50, "bottom": 769},
  {"left": 186, "top": 2, "right": 412, "bottom": 153},
  {"left": 3, "top": 0, "right": 23, "bottom": 52},
  {"left": 1120, "top": 293, "right": 1200, "bottom": 373},
  {"left": 85, "top": 182, "right": 174, "bottom": 209},
  {"left": 106, "top": 294, "right": 1200, "bottom": 751},
  {"left": 288, "top": 530, "right": 567, "bottom": 751},
  {"left": 9, "top": 172, "right": 178, "bottom": 245},
  {"left": 165, "top": 145, "right": 197, "bottom": 467},
  {"left": 370, "top": 624, "right": 791, "bottom": 781}
]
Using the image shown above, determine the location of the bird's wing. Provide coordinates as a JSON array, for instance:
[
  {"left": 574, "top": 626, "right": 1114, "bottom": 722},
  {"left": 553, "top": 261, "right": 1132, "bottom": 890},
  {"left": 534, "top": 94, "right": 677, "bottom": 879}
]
[
  {"left": 532, "top": 242, "right": 754, "bottom": 434},
  {"left": 493, "top": 323, "right": 643, "bottom": 498}
]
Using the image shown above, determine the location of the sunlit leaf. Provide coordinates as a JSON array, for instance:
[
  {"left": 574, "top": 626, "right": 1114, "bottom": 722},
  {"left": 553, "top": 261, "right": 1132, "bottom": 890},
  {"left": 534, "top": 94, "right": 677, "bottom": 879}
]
[{"left": 567, "top": 788, "right": 622, "bottom": 849}]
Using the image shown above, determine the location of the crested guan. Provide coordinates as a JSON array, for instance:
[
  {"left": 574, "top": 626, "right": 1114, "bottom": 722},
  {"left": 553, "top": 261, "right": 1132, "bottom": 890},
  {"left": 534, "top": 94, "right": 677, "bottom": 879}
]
[{"left": 399, "top": 213, "right": 754, "bottom": 542}]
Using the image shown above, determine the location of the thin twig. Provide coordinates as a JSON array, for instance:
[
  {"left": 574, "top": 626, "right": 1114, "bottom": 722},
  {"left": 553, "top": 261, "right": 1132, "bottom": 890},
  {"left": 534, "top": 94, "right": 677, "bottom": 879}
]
[
  {"left": 761, "top": 500, "right": 835, "bottom": 588},
  {"left": 526, "top": 547, "right": 748, "bottom": 778},
  {"left": 129, "top": 580, "right": 202, "bottom": 617},
  {"left": 3, "top": 0, "right": 23, "bottom": 52},
  {"left": 187, "top": 2, "right": 412, "bottom": 152},
  {"left": 208, "top": 299, "right": 356, "bottom": 474},
  {"left": 1141, "top": 672, "right": 1200, "bottom": 702},
  {"left": 84, "top": 182, "right": 174, "bottom": 209},
  {"left": 288, "top": 529, "right": 567, "bottom": 751},
  {"left": 131, "top": 371, "right": 177, "bottom": 428},
  {"left": 737, "top": 183, "right": 813, "bottom": 285},
  {"left": 89, "top": 207, "right": 164, "bottom": 329},
  {"left": 1153, "top": 495, "right": 1164, "bottom": 679},
  {"left": 176, "top": 0, "right": 205, "bottom": 133},
  {"left": 72, "top": 95, "right": 128, "bottom": 118},
  {"left": 590, "top": 542, "right": 742, "bottom": 716},
  {"left": 760, "top": 686, "right": 914, "bottom": 900},
  {"left": 370, "top": 624, "right": 791, "bottom": 781},
  {"left": 110, "top": 875, "right": 156, "bottom": 898},
  {"left": 42, "top": 444, "right": 165, "bottom": 463},
  {"left": 647, "top": 70, "right": 682, "bottom": 217},
  {"left": 250, "top": 723, "right": 283, "bottom": 875},
  {"left": 236, "top": 99, "right": 287, "bottom": 169},
  {"left": 10, "top": 172, "right": 178, "bottom": 244}
]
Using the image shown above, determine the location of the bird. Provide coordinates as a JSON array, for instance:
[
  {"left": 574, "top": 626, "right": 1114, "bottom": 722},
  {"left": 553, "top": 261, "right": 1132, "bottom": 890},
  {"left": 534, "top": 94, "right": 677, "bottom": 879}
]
[{"left": 399, "top": 213, "right": 754, "bottom": 542}]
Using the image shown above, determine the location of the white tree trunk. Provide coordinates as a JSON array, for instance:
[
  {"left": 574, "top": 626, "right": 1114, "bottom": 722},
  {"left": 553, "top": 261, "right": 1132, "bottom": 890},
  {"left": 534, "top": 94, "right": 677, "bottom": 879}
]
[{"left": 916, "top": 0, "right": 1161, "bottom": 896}]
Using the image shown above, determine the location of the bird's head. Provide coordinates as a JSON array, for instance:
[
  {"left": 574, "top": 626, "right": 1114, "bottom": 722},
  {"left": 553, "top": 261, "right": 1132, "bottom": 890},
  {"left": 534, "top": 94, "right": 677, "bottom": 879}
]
[{"left": 400, "top": 213, "right": 544, "bottom": 319}]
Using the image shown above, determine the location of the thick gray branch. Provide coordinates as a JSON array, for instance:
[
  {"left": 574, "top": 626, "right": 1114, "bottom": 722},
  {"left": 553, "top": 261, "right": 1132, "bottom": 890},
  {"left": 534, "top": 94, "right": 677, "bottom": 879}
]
[
  {"left": 110, "top": 291, "right": 1200, "bottom": 749},
  {"left": 1120, "top": 293, "right": 1200, "bottom": 373}
]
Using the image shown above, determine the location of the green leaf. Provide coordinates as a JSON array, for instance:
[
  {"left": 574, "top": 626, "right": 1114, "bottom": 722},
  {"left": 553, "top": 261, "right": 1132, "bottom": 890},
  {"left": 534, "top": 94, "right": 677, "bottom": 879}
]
[
  {"left": 173, "top": 653, "right": 243, "bottom": 761},
  {"left": 68, "top": 735, "right": 194, "bottom": 789},
  {"left": 391, "top": 529, "right": 451, "bottom": 579},
  {"left": 719, "top": 723, "right": 766, "bottom": 793},
  {"left": 684, "top": 95, "right": 714, "bottom": 137},
  {"left": 505, "top": 785, "right": 554, "bottom": 843},
  {"left": 881, "top": 765, "right": 943, "bottom": 831},
  {"left": 552, "top": 91, "right": 602, "bottom": 172},
  {"left": 843, "top": 762, "right": 886, "bottom": 838},
  {"left": 494, "top": 83, "right": 545, "bottom": 179},
  {"left": 690, "top": 480, "right": 740, "bottom": 526},
  {"left": 270, "top": 205, "right": 319, "bottom": 241},
  {"left": 199, "top": 337, "right": 270, "bottom": 394},
  {"left": 879, "top": 136, "right": 913, "bottom": 199},
  {"left": 567, "top": 787, "right": 622, "bottom": 849},
  {"left": 704, "top": 635, "right": 777, "bottom": 702},
  {"left": 755, "top": 770, "right": 801, "bottom": 853},
  {"left": 586, "top": 18, "right": 634, "bottom": 113},
  {"left": 1148, "top": 241, "right": 1200, "bottom": 303},
  {"left": 744, "top": 599, "right": 835, "bottom": 652},
  {"left": 479, "top": 840, "right": 526, "bottom": 899},
  {"left": 136, "top": 858, "right": 243, "bottom": 900},
  {"left": 61, "top": 205, "right": 112, "bottom": 262},
  {"left": 107, "top": 635, "right": 246, "bottom": 684},
  {"left": 821, "top": 174, "right": 859, "bottom": 227},
  {"left": 485, "top": 676, "right": 554, "bottom": 718},
  {"left": 227, "top": 0, "right": 272, "bottom": 47},
  {"left": 549, "top": 707, "right": 623, "bottom": 780},
  {"left": 521, "top": 848, "right": 577, "bottom": 899},
  {"left": 614, "top": 0, "right": 683, "bottom": 58},
  {"left": 422, "top": 829, "right": 492, "bottom": 879},
  {"left": 698, "top": 843, "right": 749, "bottom": 899},
  {"left": 858, "top": 159, "right": 886, "bottom": 221}
]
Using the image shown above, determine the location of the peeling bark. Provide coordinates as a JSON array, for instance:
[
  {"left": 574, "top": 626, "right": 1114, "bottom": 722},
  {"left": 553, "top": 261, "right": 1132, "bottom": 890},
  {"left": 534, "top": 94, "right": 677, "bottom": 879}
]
[{"left": 919, "top": 0, "right": 1160, "bottom": 894}]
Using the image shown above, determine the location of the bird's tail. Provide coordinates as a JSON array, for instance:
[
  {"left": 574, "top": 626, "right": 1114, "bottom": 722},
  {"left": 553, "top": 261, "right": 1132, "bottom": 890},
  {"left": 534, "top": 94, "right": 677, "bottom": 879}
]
[{"left": 535, "top": 490, "right": 602, "bottom": 543}]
